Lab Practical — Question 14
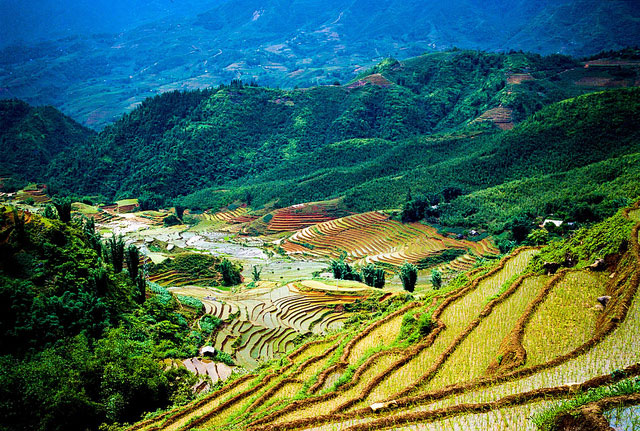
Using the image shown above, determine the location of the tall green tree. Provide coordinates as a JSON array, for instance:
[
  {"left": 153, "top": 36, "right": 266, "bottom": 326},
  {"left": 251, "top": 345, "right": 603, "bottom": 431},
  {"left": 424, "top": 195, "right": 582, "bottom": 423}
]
[
  {"left": 217, "top": 258, "right": 243, "bottom": 286},
  {"left": 399, "top": 262, "right": 418, "bottom": 292},
  {"left": 361, "top": 263, "right": 385, "bottom": 288},
  {"left": 52, "top": 197, "right": 72, "bottom": 224},
  {"left": 126, "top": 244, "right": 140, "bottom": 281},
  {"left": 430, "top": 269, "right": 442, "bottom": 289},
  {"left": 104, "top": 235, "right": 126, "bottom": 273},
  {"left": 251, "top": 265, "right": 262, "bottom": 282}
]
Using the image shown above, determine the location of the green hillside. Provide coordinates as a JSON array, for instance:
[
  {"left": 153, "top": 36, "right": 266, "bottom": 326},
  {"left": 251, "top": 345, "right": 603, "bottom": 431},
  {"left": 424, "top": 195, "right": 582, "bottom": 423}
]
[
  {"left": 25, "top": 50, "right": 638, "bottom": 219},
  {"left": 2, "top": 0, "right": 639, "bottom": 129},
  {"left": 1, "top": 49, "right": 639, "bottom": 236},
  {"left": 0, "top": 207, "right": 244, "bottom": 430},
  {"left": 120, "top": 202, "right": 640, "bottom": 431},
  {"left": 0, "top": 99, "right": 95, "bottom": 190}
]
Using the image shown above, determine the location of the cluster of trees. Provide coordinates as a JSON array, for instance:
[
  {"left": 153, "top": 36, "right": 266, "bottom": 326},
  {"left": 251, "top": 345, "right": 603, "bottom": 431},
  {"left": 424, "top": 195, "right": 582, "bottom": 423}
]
[
  {"left": 401, "top": 187, "right": 463, "bottom": 223},
  {"left": 0, "top": 207, "right": 216, "bottom": 430},
  {"left": 329, "top": 257, "right": 385, "bottom": 289}
]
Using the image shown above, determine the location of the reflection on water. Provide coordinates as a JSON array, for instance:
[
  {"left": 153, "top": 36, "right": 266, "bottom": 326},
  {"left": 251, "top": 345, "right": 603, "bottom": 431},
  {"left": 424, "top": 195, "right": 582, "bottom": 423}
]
[{"left": 606, "top": 405, "right": 640, "bottom": 430}]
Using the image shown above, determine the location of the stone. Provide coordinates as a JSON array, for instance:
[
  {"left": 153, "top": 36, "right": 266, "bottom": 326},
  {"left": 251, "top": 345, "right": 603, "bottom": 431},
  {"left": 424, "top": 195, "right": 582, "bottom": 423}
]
[
  {"left": 588, "top": 258, "right": 606, "bottom": 271},
  {"left": 597, "top": 296, "right": 611, "bottom": 308},
  {"left": 370, "top": 400, "right": 398, "bottom": 412}
]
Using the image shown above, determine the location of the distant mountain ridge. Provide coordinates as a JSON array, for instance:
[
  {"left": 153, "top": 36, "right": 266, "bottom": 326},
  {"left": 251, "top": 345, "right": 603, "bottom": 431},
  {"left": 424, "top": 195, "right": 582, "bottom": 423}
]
[
  {"left": 1, "top": 0, "right": 639, "bottom": 128},
  {"left": 3, "top": 49, "right": 640, "bottom": 232}
]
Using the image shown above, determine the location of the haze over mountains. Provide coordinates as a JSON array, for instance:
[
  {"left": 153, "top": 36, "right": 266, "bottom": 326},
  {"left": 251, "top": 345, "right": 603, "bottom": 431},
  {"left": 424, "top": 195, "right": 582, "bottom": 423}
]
[
  {"left": 3, "top": 2, "right": 640, "bottom": 430},
  {"left": 1, "top": 0, "right": 639, "bottom": 128}
]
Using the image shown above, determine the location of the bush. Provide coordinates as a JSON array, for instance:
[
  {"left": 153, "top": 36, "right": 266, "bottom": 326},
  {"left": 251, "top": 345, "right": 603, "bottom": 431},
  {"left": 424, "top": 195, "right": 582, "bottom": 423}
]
[
  {"left": 430, "top": 269, "right": 442, "bottom": 289},
  {"left": 199, "top": 315, "right": 222, "bottom": 335},
  {"left": 217, "top": 258, "right": 243, "bottom": 286},
  {"left": 329, "top": 258, "right": 362, "bottom": 282},
  {"left": 361, "top": 263, "right": 385, "bottom": 288},
  {"left": 163, "top": 214, "right": 182, "bottom": 226}
]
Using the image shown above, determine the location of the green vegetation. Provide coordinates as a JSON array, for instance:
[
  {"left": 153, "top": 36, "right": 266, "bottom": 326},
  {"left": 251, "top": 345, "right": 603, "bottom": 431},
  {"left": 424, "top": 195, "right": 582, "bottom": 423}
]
[
  {"left": 52, "top": 196, "right": 72, "bottom": 223},
  {"left": 149, "top": 253, "right": 243, "bottom": 287},
  {"left": 251, "top": 265, "right": 262, "bottom": 282},
  {"left": 532, "top": 376, "right": 640, "bottom": 431},
  {"left": 0, "top": 99, "right": 94, "bottom": 190},
  {"left": 104, "top": 234, "right": 125, "bottom": 273},
  {"left": 0, "top": 207, "right": 213, "bottom": 430},
  {"left": 3, "top": 51, "right": 637, "bottom": 240},
  {"left": 217, "top": 258, "right": 243, "bottom": 286},
  {"left": 329, "top": 257, "right": 362, "bottom": 282},
  {"left": 418, "top": 248, "right": 466, "bottom": 269},
  {"left": 360, "top": 263, "right": 386, "bottom": 289},
  {"left": 530, "top": 210, "right": 635, "bottom": 273},
  {"left": 430, "top": 269, "right": 442, "bottom": 289},
  {"left": 329, "top": 258, "right": 385, "bottom": 288},
  {"left": 398, "top": 308, "right": 435, "bottom": 345},
  {"left": 399, "top": 262, "right": 418, "bottom": 292}
]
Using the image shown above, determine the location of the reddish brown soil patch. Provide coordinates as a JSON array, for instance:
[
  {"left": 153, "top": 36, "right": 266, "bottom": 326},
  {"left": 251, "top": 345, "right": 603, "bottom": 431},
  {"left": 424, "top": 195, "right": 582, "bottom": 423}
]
[
  {"left": 472, "top": 105, "right": 514, "bottom": 130},
  {"left": 507, "top": 73, "right": 534, "bottom": 84},
  {"left": 347, "top": 74, "right": 393, "bottom": 89}
]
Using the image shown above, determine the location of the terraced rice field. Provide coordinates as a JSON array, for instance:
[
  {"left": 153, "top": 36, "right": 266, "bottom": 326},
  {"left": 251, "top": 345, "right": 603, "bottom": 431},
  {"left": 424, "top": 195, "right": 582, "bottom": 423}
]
[
  {"left": 173, "top": 283, "right": 360, "bottom": 369},
  {"left": 471, "top": 104, "right": 514, "bottom": 130},
  {"left": 282, "top": 211, "right": 498, "bottom": 269},
  {"left": 138, "top": 210, "right": 169, "bottom": 225},
  {"left": 148, "top": 269, "right": 221, "bottom": 287},
  {"left": 363, "top": 249, "right": 538, "bottom": 402},
  {"left": 16, "top": 185, "right": 51, "bottom": 203},
  {"left": 522, "top": 271, "right": 606, "bottom": 366},
  {"left": 197, "top": 206, "right": 257, "bottom": 224},
  {"left": 126, "top": 206, "right": 640, "bottom": 431}
]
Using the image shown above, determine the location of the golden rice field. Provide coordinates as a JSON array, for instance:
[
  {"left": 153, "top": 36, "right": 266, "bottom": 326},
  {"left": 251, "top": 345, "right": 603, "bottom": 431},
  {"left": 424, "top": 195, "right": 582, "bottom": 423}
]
[
  {"left": 125, "top": 206, "right": 640, "bottom": 431},
  {"left": 281, "top": 211, "right": 498, "bottom": 270}
]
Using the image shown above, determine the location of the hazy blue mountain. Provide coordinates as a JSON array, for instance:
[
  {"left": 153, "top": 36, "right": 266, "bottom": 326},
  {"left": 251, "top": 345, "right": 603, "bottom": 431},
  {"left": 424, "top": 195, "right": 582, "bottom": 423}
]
[
  {"left": 0, "top": 0, "right": 224, "bottom": 48},
  {"left": 1, "top": 0, "right": 638, "bottom": 128}
]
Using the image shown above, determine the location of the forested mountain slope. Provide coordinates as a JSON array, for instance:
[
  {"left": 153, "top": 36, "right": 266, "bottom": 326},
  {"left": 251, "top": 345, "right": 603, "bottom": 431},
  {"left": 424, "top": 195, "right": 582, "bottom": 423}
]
[
  {"left": 1, "top": 0, "right": 639, "bottom": 128},
  {"left": 2, "top": 50, "right": 639, "bottom": 234},
  {"left": 36, "top": 51, "right": 639, "bottom": 212},
  {"left": 0, "top": 99, "right": 95, "bottom": 190}
]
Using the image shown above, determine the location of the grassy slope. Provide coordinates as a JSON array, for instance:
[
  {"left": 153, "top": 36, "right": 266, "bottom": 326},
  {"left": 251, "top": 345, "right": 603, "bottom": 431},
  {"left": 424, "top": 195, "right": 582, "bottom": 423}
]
[
  {"left": 39, "top": 51, "right": 637, "bottom": 206},
  {"left": 225, "top": 87, "right": 640, "bottom": 227}
]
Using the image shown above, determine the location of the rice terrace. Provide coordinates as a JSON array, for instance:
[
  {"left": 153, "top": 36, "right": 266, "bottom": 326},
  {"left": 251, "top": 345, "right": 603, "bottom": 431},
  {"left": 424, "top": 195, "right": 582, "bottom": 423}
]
[
  {"left": 2, "top": 2, "right": 640, "bottom": 429},
  {"left": 3, "top": 185, "right": 640, "bottom": 430},
  {"left": 118, "top": 201, "right": 640, "bottom": 431},
  {"left": 58, "top": 197, "right": 632, "bottom": 431}
]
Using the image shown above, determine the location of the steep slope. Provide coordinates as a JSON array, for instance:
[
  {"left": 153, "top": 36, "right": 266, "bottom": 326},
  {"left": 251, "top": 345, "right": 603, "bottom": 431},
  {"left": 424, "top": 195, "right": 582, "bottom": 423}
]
[
  {"left": 40, "top": 51, "right": 640, "bottom": 211},
  {"left": 0, "top": 99, "right": 95, "bottom": 189},
  {"left": 189, "top": 87, "right": 640, "bottom": 229},
  {"left": 125, "top": 203, "right": 640, "bottom": 430}
]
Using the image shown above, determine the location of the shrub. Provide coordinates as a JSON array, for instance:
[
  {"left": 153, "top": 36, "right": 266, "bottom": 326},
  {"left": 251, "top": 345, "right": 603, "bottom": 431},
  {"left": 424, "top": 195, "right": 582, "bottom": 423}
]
[
  {"left": 104, "top": 235, "right": 125, "bottom": 273},
  {"left": 430, "top": 269, "right": 442, "bottom": 289},
  {"left": 330, "top": 258, "right": 361, "bottom": 282},
  {"left": 217, "top": 258, "right": 243, "bottom": 286},
  {"left": 361, "top": 263, "right": 385, "bottom": 288}
]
